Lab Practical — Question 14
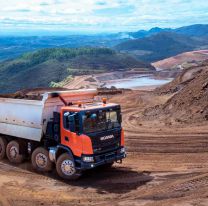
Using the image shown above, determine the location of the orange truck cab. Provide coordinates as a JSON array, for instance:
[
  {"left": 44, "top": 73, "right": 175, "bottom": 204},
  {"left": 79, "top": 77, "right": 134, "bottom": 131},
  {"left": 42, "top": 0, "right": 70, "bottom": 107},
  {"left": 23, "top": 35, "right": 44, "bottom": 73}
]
[{"left": 46, "top": 94, "right": 126, "bottom": 179}]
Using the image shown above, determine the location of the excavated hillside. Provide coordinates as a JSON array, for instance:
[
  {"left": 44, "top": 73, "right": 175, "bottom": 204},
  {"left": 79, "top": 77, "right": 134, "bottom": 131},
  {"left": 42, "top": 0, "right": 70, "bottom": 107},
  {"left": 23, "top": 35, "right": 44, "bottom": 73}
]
[
  {"left": 144, "top": 60, "right": 208, "bottom": 124},
  {"left": 152, "top": 50, "right": 208, "bottom": 70},
  {"left": 155, "top": 60, "right": 208, "bottom": 95}
]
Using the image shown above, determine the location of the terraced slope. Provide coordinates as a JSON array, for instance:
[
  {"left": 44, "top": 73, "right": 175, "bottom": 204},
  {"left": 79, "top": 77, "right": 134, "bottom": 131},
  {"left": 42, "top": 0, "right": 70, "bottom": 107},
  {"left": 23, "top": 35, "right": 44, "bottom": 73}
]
[{"left": 153, "top": 50, "right": 208, "bottom": 70}]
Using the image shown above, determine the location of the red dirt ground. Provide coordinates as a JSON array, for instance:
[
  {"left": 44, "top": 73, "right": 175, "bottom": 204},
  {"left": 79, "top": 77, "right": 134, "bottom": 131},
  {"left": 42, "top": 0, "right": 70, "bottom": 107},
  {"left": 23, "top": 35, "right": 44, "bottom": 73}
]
[{"left": 0, "top": 61, "right": 208, "bottom": 206}]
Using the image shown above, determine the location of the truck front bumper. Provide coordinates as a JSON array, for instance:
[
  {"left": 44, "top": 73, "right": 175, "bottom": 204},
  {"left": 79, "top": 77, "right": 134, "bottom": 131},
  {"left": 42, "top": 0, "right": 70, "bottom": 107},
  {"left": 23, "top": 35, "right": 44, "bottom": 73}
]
[{"left": 76, "top": 148, "right": 126, "bottom": 170}]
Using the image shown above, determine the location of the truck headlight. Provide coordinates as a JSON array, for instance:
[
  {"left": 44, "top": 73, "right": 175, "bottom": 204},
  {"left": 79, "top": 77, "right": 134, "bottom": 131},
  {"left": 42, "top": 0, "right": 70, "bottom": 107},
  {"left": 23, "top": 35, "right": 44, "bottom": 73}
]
[
  {"left": 120, "top": 147, "right": 125, "bottom": 154},
  {"left": 82, "top": 156, "right": 94, "bottom": 162}
]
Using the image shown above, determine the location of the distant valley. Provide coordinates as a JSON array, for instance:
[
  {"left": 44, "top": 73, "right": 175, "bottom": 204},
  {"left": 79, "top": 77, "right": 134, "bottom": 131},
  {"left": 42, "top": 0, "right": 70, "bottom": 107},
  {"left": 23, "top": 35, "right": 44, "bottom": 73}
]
[
  {"left": 0, "top": 34, "right": 127, "bottom": 61},
  {"left": 1, "top": 24, "right": 208, "bottom": 93},
  {"left": 1, "top": 24, "right": 208, "bottom": 63}
]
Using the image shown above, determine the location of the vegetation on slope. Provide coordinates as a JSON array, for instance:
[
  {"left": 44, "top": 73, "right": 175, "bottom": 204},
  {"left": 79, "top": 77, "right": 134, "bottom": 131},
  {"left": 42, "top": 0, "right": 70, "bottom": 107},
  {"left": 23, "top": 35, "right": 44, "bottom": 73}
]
[{"left": 0, "top": 47, "right": 154, "bottom": 93}]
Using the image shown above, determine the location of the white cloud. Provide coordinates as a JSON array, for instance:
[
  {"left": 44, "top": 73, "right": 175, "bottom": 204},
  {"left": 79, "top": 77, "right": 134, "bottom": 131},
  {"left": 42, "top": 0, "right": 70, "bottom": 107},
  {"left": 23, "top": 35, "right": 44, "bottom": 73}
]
[{"left": 0, "top": 0, "right": 207, "bottom": 33}]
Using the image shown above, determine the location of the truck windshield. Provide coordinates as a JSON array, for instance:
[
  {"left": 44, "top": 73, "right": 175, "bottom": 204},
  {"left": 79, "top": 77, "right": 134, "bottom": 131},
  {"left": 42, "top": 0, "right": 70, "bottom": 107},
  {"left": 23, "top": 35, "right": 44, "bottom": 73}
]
[{"left": 82, "top": 108, "right": 121, "bottom": 134}]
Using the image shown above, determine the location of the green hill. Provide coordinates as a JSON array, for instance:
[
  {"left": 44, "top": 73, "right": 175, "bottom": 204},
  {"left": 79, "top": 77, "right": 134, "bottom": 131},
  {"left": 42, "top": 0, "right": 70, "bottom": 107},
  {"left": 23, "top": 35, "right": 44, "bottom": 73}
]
[
  {"left": 0, "top": 47, "right": 154, "bottom": 93},
  {"left": 115, "top": 32, "right": 208, "bottom": 62}
]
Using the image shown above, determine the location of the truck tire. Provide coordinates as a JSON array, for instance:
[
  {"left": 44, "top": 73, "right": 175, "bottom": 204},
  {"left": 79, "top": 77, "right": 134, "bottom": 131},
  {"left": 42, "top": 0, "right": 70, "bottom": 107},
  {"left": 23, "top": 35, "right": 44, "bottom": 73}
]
[
  {"left": 6, "top": 140, "right": 25, "bottom": 164},
  {"left": 31, "top": 147, "right": 53, "bottom": 172},
  {"left": 56, "top": 153, "right": 81, "bottom": 180},
  {"left": 0, "top": 137, "right": 7, "bottom": 160}
]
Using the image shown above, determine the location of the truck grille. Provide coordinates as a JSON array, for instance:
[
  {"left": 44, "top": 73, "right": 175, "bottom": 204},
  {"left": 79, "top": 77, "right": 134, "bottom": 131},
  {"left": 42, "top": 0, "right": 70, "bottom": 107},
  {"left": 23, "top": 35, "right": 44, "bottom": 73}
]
[{"left": 89, "top": 130, "right": 121, "bottom": 154}]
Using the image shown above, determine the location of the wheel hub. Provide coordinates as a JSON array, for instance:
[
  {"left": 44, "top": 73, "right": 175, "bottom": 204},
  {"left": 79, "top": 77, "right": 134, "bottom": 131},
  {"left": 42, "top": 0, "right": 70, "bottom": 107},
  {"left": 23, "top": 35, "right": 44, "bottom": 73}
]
[
  {"left": 36, "top": 153, "right": 47, "bottom": 168},
  {"left": 61, "top": 160, "right": 75, "bottom": 176},
  {"left": 10, "top": 146, "right": 18, "bottom": 158}
]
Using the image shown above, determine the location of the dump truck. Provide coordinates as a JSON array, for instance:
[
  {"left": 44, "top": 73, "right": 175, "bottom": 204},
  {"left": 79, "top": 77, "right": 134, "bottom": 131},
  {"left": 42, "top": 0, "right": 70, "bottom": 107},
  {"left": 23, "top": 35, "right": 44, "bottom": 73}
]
[{"left": 0, "top": 89, "right": 126, "bottom": 180}]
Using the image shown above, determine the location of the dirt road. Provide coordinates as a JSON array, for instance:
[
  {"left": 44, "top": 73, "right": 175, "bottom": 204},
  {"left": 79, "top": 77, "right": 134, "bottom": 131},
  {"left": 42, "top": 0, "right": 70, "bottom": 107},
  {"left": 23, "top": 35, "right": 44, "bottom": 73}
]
[{"left": 0, "top": 91, "right": 208, "bottom": 206}]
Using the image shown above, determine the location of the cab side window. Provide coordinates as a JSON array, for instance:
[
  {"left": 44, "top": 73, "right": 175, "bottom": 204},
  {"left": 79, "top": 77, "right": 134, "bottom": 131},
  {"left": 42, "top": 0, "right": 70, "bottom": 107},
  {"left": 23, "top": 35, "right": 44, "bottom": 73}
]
[
  {"left": 63, "top": 111, "right": 70, "bottom": 129},
  {"left": 63, "top": 111, "right": 79, "bottom": 133}
]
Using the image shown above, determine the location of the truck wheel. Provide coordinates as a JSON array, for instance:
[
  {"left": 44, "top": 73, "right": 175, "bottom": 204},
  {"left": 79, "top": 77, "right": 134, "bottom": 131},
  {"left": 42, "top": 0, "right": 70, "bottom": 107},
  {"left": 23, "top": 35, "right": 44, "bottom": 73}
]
[
  {"left": 6, "top": 140, "right": 25, "bottom": 164},
  {"left": 0, "top": 137, "right": 7, "bottom": 160},
  {"left": 31, "top": 147, "right": 53, "bottom": 172},
  {"left": 56, "top": 153, "right": 81, "bottom": 180}
]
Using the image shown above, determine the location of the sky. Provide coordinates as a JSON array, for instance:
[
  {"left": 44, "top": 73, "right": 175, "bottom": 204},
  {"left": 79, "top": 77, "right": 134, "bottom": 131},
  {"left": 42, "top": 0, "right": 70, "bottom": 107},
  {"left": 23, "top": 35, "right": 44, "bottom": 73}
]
[{"left": 0, "top": 0, "right": 208, "bottom": 35}]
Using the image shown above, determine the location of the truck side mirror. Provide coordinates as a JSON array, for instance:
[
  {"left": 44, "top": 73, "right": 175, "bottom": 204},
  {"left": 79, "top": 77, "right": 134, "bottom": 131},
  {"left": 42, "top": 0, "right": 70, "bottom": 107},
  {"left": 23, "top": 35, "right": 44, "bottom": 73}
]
[{"left": 119, "top": 113, "right": 122, "bottom": 123}]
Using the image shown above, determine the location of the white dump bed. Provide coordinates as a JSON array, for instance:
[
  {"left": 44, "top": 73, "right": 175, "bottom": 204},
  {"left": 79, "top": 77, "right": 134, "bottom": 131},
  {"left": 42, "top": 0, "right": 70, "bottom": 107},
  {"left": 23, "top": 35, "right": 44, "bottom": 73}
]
[{"left": 0, "top": 89, "right": 97, "bottom": 142}]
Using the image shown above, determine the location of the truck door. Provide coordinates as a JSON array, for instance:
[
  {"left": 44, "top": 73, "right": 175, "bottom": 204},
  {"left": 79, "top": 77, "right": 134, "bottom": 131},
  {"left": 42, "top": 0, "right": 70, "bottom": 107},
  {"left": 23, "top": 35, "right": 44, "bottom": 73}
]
[{"left": 60, "top": 111, "right": 83, "bottom": 157}]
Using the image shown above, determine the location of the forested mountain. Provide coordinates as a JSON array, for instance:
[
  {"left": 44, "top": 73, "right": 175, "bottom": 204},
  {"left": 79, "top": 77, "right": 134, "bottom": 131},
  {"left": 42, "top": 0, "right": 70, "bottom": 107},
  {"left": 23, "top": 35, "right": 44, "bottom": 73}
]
[{"left": 115, "top": 32, "right": 208, "bottom": 62}]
